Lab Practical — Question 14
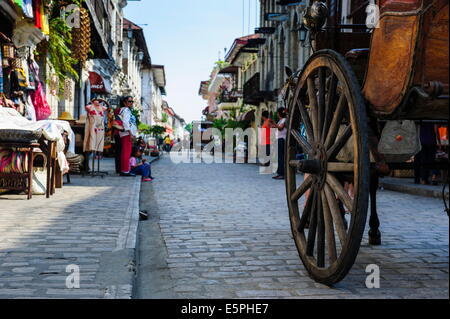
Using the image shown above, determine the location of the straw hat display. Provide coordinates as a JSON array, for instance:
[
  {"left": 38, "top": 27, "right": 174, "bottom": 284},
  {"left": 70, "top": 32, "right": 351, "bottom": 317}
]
[{"left": 58, "top": 111, "right": 75, "bottom": 121}]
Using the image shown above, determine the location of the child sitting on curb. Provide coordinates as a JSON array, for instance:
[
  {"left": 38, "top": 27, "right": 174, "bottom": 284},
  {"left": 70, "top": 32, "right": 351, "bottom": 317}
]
[{"left": 130, "top": 147, "right": 154, "bottom": 182}]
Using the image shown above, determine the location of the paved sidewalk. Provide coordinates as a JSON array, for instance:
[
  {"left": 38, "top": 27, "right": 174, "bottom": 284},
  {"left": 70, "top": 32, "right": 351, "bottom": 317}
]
[
  {"left": 380, "top": 177, "right": 449, "bottom": 200},
  {"left": 0, "top": 157, "right": 157, "bottom": 299}
]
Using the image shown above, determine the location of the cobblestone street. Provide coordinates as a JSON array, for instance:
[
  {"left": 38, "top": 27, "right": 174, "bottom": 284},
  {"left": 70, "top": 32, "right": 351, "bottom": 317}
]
[
  {"left": 0, "top": 160, "right": 141, "bottom": 299},
  {"left": 137, "top": 155, "right": 449, "bottom": 299}
]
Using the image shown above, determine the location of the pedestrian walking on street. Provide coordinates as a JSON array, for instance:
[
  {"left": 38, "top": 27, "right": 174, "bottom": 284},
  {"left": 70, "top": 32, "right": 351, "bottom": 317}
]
[
  {"left": 130, "top": 147, "right": 154, "bottom": 182},
  {"left": 164, "top": 135, "right": 172, "bottom": 153},
  {"left": 119, "top": 96, "right": 138, "bottom": 176},
  {"left": 272, "top": 107, "right": 287, "bottom": 180}
]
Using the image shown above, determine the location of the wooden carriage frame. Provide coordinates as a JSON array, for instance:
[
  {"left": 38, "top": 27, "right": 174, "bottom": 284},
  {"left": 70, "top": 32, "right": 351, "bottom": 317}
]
[{"left": 283, "top": 0, "right": 449, "bottom": 284}]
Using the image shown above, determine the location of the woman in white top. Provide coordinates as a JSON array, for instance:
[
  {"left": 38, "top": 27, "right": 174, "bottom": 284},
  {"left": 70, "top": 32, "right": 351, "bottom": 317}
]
[
  {"left": 272, "top": 107, "right": 287, "bottom": 180},
  {"left": 118, "top": 96, "right": 138, "bottom": 176}
]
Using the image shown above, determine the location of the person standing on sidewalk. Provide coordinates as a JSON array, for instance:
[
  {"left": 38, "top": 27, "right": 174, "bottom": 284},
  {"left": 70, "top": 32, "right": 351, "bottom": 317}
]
[
  {"left": 260, "top": 111, "right": 273, "bottom": 167},
  {"left": 414, "top": 123, "right": 438, "bottom": 185},
  {"left": 112, "top": 106, "right": 123, "bottom": 174},
  {"left": 272, "top": 107, "right": 287, "bottom": 180},
  {"left": 119, "top": 96, "right": 138, "bottom": 176}
]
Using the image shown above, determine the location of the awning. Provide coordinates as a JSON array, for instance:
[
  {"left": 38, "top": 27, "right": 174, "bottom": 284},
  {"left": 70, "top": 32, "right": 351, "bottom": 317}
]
[
  {"left": 237, "top": 110, "right": 256, "bottom": 122},
  {"left": 89, "top": 72, "right": 111, "bottom": 94}
]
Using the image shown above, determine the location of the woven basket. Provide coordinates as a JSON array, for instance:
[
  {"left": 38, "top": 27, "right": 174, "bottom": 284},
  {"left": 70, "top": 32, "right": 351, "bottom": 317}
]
[{"left": 0, "top": 129, "right": 42, "bottom": 143}]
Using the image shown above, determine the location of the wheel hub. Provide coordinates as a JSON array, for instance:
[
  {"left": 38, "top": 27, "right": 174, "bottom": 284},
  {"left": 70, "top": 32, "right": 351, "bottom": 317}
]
[{"left": 297, "top": 143, "right": 328, "bottom": 189}]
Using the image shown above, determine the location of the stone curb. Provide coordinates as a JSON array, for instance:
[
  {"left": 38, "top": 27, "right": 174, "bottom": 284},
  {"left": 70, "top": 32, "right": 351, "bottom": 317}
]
[
  {"left": 100, "top": 155, "right": 162, "bottom": 299},
  {"left": 380, "top": 180, "right": 449, "bottom": 200}
]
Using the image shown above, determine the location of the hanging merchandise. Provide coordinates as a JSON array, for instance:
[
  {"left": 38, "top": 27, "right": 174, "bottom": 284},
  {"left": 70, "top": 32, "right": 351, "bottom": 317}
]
[
  {"left": 2, "top": 42, "right": 15, "bottom": 60},
  {"left": 30, "top": 80, "right": 52, "bottom": 120},
  {"left": 40, "top": 1, "right": 49, "bottom": 35},
  {"left": 22, "top": 0, "right": 34, "bottom": 19},
  {"left": 48, "top": 73, "right": 58, "bottom": 96},
  {"left": 72, "top": 8, "right": 91, "bottom": 65},
  {"left": 12, "top": 68, "right": 28, "bottom": 91},
  {"left": 63, "top": 78, "right": 73, "bottom": 101},
  {"left": 24, "top": 94, "right": 37, "bottom": 121},
  {"left": 26, "top": 67, "right": 36, "bottom": 90},
  {"left": 13, "top": 0, "right": 24, "bottom": 10},
  {"left": 33, "top": 0, "right": 42, "bottom": 30}
]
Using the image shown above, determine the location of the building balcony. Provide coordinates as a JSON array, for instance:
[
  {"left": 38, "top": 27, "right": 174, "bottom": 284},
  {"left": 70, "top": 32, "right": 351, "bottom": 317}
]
[
  {"left": 243, "top": 73, "right": 264, "bottom": 106},
  {"left": 217, "top": 89, "right": 243, "bottom": 104}
]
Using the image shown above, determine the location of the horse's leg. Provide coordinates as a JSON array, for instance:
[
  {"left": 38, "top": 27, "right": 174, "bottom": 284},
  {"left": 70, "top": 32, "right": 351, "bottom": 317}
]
[{"left": 368, "top": 173, "right": 381, "bottom": 245}]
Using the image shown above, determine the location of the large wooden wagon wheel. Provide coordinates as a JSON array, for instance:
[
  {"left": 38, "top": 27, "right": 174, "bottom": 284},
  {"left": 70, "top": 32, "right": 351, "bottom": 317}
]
[{"left": 285, "top": 50, "right": 370, "bottom": 285}]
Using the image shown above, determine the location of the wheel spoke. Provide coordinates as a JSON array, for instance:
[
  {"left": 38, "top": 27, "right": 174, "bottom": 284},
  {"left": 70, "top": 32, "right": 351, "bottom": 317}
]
[
  {"left": 326, "top": 173, "right": 354, "bottom": 212},
  {"left": 307, "top": 77, "right": 319, "bottom": 141},
  {"left": 290, "top": 174, "right": 313, "bottom": 202},
  {"left": 322, "top": 73, "right": 338, "bottom": 143},
  {"left": 327, "top": 162, "right": 355, "bottom": 172},
  {"left": 298, "top": 185, "right": 315, "bottom": 231},
  {"left": 291, "top": 130, "right": 312, "bottom": 155},
  {"left": 317, "top": 191, "right": 325, "bottom": 268},
  {"left": 306, "top": 186, "right": 318, "bottom": 256},
  {"left": 327, "top": 125, "right": 352, "bottom": 160},
  {"left": 317, "top": 67, "right": 326, "bottom": 142},
  {"left": 321, "top": 190, "right": 337, "bottom": 264},
  {"left": 296, "top": 100, "right": 314, "bottom": 143},
  {"left": 324, "top": 94, "right": 347, "bottom": 150},
  {"left": 324, "top": 184, "right": 347, "bottom": 245}
]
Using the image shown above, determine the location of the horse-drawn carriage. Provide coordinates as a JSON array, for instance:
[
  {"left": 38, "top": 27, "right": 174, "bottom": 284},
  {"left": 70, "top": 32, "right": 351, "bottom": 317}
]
[{"left": 283, "top": 0, "right": 448, "bottom": 284}]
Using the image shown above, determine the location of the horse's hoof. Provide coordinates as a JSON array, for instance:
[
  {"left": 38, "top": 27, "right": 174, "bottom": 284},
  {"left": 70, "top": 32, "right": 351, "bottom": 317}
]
[{"left": 368, "top": 229, "right": 381, "bottom": 246}]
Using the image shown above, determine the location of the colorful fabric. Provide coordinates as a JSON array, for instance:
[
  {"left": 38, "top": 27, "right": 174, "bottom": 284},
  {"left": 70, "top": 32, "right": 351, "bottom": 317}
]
[
  {"left": 33, "top": 0, "right": 42, "bottom": 30},
  {"left": 22, "top": 0, "right": 34, "bottom": 18},
  {"left": 0, "top": 149, "right": 29, "bottom": 174},
  {"left": 13, "top": 0, "right": 23, "bottom": 9},
  {"left": 40, "top": 2, "right": 49, "bottom": 35},
  {"left": 30, "top": 79, "right": 51, "bottom": 120}
]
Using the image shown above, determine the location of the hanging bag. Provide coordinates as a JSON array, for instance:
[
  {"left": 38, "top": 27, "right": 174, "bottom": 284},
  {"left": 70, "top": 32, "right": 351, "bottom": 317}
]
[
  {"left": 378, "top": 120, "right": 422, "bottom": 162},
  {"left": 30, "top": 79, "right": 52, "bottom": 120}
]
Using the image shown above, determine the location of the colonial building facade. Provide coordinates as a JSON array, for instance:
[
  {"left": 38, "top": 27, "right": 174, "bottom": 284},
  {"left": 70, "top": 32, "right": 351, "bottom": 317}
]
[{"left": 257, "top": 0, "right": 311, "bottom": 115}]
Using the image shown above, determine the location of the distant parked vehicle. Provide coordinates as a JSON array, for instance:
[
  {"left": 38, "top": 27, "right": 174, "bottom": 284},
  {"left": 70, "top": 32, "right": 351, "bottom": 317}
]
[{"left": 191, "top": 121, "right": 214, "bottom": 151}]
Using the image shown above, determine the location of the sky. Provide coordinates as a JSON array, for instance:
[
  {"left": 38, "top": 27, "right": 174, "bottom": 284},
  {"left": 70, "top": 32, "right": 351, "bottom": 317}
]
[{"left": 124, "top": 0, "right": 260, "bottom": 124}]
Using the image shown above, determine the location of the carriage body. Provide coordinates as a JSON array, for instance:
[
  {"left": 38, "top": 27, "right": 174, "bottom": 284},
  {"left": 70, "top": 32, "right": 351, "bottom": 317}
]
[
  {"left": 283, "top": 0, "right": 448, "bottom": 286},
  {"left": 315, "top": 0, "right": 449, "bottom": 120}
]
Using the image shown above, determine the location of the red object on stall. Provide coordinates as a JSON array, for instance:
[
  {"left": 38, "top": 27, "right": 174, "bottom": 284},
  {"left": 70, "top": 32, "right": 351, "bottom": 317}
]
[{"left": 33, "top": 0, "right": 42, "bottom": 30}]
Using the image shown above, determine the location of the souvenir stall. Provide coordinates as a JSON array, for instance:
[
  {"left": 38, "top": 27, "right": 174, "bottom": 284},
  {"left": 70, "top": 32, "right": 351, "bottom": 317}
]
[{"left": 0, "top": 0, "right": 74, "bottom": 199}]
